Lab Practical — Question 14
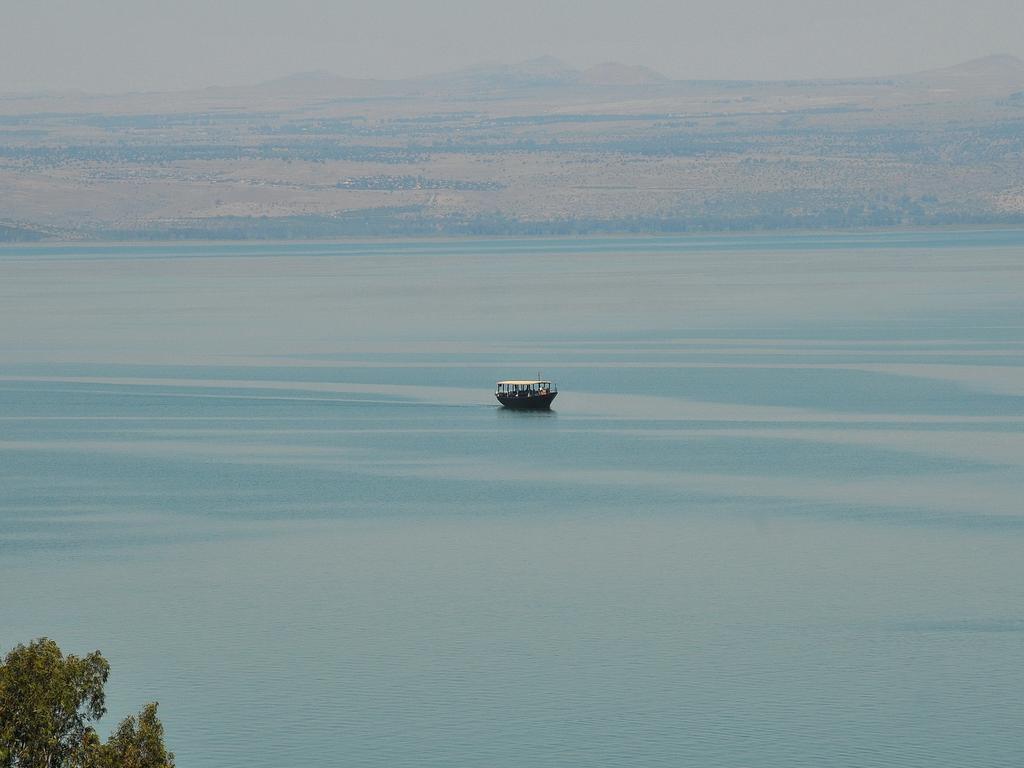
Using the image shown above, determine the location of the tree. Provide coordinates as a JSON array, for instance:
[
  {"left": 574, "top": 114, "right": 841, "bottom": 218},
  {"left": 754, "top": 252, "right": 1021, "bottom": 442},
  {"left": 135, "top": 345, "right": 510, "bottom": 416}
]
[
  {"left": 0, "top": 638, "right": 108, "bottom": 768},
  {"left": 95, "top": 705, "right": 174, "bottom": 768},
  {"left": 0, "top": 639, "right": 172, "bottom": 768}
]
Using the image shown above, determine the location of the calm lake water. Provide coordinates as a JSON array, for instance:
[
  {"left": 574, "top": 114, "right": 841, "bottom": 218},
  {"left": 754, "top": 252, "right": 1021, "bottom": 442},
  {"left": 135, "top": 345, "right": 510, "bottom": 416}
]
[{"left": 2, "top": 231, "right": 1023, "bottom": 767}]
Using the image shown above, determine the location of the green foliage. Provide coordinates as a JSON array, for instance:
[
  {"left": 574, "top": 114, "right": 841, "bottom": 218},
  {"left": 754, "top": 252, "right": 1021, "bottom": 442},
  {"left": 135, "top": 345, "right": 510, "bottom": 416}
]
[
  {"left": 0, "top": 638, "right": 108, "bottom": 768},
  {"left": 0, "top": 640, "right": 172, "bottom": 768},
  {"left": 93, "top": 705, "right": 174, "bottom": 768}
]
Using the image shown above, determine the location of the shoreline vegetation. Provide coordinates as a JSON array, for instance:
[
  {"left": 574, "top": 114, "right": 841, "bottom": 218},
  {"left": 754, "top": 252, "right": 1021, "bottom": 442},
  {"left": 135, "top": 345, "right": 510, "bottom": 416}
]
[
  {"left": 5, "top": 211, "right": 1024, "bottom": 243},
  {"left": 0, "top": 638, "right": 175, "bottom": 768}
]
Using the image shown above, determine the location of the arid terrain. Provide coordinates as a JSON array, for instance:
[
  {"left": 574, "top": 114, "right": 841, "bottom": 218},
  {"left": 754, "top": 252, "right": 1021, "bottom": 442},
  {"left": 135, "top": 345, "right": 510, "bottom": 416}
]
[{"left": 3, "top": 55, "right": 1024, "bottom": 239}]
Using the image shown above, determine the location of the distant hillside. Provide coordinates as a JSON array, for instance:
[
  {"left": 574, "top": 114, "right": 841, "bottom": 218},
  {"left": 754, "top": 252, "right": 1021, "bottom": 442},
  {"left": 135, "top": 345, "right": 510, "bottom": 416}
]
[
  {"left": 903, "top": 54, "right": 1024, "bottom": 93},
  {"left": 240, "top": 54, "right": 1024, "bottom": 98},
  {"left": 7, "top": 54, "right": 1024, "bottom": 107},
  {"left": 3, "top": 53, "right": 1024, "bottom": 240}
]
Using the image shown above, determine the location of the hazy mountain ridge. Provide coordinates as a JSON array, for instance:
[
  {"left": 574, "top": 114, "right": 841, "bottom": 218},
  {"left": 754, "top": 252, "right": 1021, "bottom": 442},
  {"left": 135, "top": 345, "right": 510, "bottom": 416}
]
[
  {"left": 3, "top": 54, "right": 1024, "bottom": 105},
  {"left": 901, "top": 54, "right": 1024, "bottom": 95},
  {"left": 251, "top": 57, "right": 673, "bottom": 96},
  {"left": 244, "top": 53, "right": 1024, "bottom": 94},
  {"left": 909, "top": 53, "right": 1024, "bottom": 80},
  {"left": 247, "top": 53, "right": 1024, "bottom": 97},
  {"left": 250, "top": 52, "right": 1023, "bottom": 85}
]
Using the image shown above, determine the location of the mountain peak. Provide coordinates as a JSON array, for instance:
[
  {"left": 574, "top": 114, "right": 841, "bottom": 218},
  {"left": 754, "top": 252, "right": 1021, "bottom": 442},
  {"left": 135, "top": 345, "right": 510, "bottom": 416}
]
[
  {"left": 910, "top": 54, "right": 1024, "bottom": 86},
  {"left": 943, "top": 54, "right": 1024, "bottom": 76}
]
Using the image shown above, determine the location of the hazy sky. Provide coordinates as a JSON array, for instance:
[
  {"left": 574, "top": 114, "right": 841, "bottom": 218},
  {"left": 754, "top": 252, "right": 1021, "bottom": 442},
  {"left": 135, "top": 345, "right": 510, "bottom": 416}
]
[{"left": 4, "top": 0, "right": 1024, "bottom": 92}]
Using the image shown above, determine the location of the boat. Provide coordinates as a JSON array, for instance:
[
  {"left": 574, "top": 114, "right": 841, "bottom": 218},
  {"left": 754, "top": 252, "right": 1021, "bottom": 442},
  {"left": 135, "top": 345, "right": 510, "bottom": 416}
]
[{"left": 495, "top": 379, "right": 557, "bottom": 410}]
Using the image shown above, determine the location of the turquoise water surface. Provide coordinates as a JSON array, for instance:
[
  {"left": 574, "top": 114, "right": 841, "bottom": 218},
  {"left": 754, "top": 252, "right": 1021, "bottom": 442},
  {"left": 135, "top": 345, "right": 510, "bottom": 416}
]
[{"left": 2, "top": 232, "right": 1023, "bottom": 767}]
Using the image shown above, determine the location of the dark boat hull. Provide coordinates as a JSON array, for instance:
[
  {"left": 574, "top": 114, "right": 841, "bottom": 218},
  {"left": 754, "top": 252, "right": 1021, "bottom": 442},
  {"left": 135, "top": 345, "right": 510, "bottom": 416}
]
[{"left": 496, "top": 392, "right": 557, "bottom": 410}]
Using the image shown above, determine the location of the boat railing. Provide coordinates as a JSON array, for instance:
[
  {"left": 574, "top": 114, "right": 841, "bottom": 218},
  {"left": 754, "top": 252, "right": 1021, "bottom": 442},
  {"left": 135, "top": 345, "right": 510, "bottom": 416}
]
[{"left": 495, "top": 382, "right": 557, "bottom": 395}]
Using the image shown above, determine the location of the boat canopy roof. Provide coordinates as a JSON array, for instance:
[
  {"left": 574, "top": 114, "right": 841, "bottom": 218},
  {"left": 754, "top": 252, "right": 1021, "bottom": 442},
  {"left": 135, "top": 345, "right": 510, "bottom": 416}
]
[{"left": 497, "top": 380, "right": 551, "bottom": 386}]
